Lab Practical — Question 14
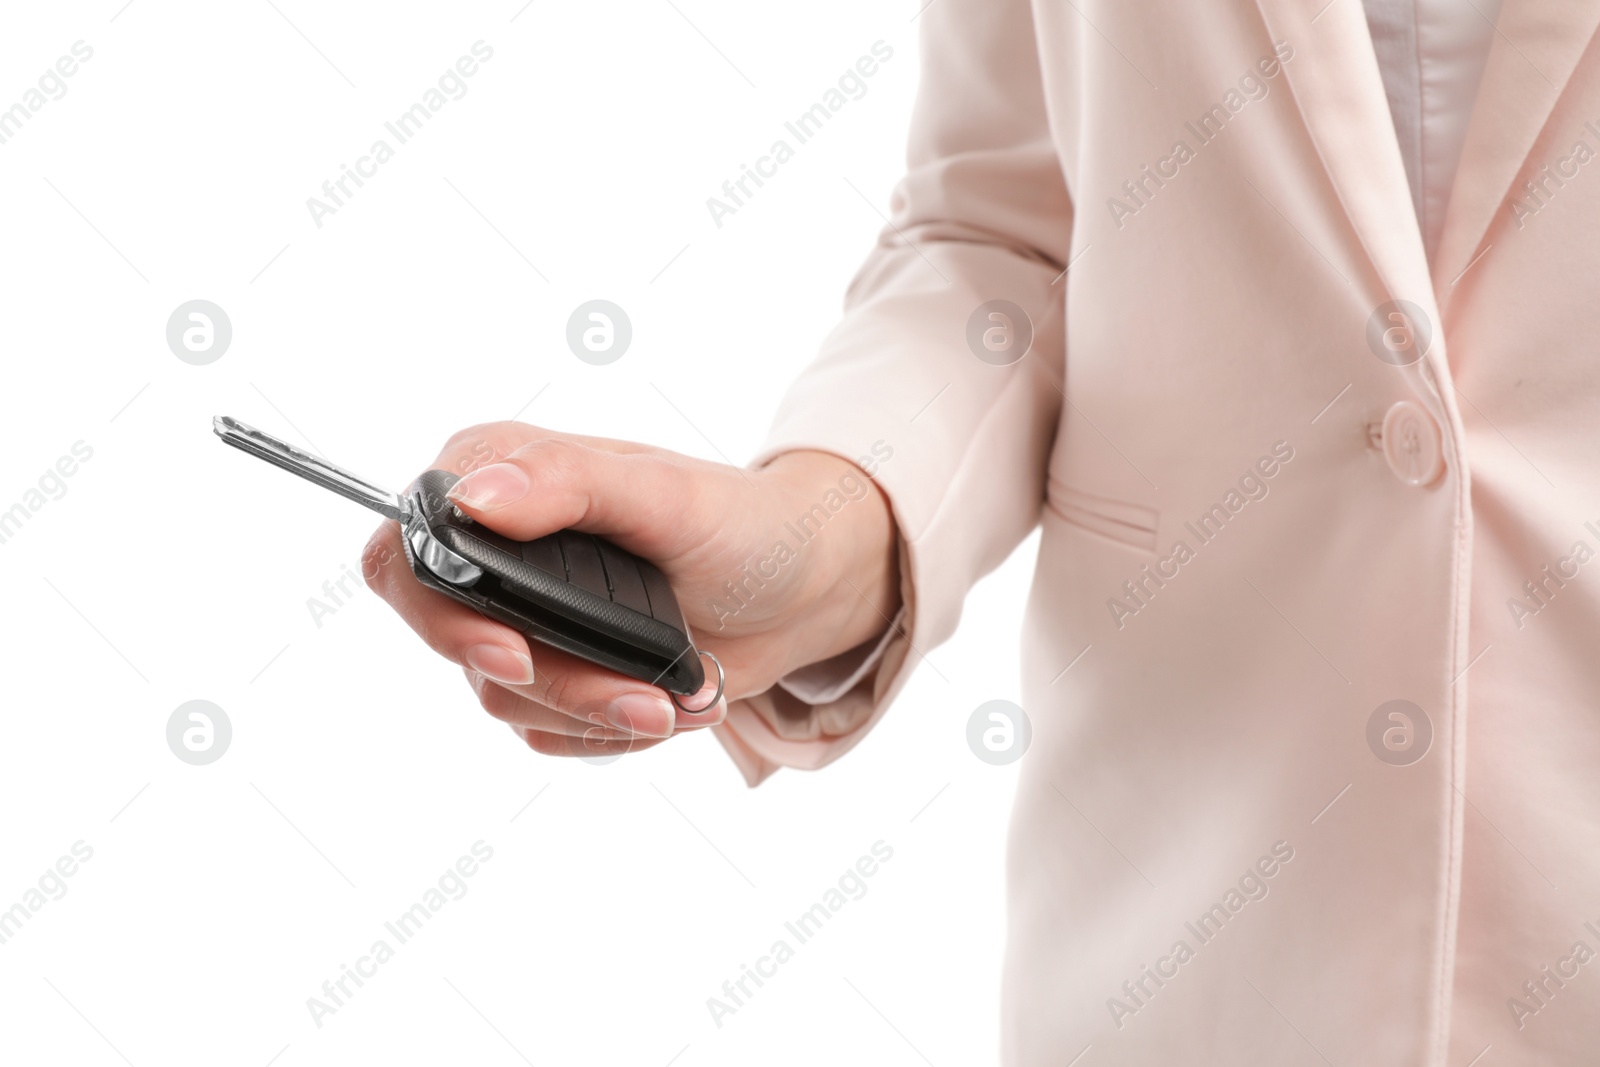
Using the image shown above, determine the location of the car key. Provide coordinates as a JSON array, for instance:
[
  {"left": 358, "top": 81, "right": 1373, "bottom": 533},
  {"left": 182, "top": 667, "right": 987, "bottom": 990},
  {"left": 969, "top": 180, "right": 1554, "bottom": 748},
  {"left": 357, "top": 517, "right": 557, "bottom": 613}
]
[{"left": 213, "top": 416, "right": 720, "bottom": 706}]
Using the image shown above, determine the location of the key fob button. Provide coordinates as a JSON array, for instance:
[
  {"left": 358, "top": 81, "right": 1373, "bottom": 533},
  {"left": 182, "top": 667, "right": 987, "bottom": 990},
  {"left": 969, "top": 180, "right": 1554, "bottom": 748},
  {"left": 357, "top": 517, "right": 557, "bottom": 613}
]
[
  {"left": 518, "top": 534, "right": 566, "bottom": 580},
  {"left": 557, "top": 531, "right": 609, "bottom": 597},
  {"left": 597, "top": 539, "right": 653, "bottom": 614}
]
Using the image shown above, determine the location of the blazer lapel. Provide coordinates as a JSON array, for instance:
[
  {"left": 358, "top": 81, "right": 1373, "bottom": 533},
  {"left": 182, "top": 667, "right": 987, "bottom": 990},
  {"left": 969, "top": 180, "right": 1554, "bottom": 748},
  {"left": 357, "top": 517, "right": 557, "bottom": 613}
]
[
  {"left": 1251, "top": 0, "right": 1435, "bottom": 316},
  {"left": 1432, "top": 0, "right": 1600, "bottom": 304}
]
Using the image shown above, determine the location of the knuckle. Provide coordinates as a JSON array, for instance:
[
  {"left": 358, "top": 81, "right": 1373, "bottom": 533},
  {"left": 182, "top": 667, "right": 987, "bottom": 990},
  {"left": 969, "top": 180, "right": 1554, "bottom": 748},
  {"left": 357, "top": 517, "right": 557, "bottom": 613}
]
[
  {"left": 538, "top": 671, "right": 576, "bottom": 716},
  {"left": 571, "top": 697, "right": 614, "bottom": 732},
  {"left": 438, "top": 424, "right": 513, "bottom": 474},
  {"left": 441, "top": 422, "right": 498, "bottom": 454},
  {"left": 511, "top": 437, "right": 586, "bottom": 488}
]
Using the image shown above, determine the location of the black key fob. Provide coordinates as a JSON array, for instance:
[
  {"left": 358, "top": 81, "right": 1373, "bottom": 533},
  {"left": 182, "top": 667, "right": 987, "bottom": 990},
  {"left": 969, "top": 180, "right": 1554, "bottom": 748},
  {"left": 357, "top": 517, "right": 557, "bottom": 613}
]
[
  {"left": 214, "top": 416, "right": 716, "bottom": 702},
  {"left": 403, "top": 469, "right": 705, "bottom": 695}
]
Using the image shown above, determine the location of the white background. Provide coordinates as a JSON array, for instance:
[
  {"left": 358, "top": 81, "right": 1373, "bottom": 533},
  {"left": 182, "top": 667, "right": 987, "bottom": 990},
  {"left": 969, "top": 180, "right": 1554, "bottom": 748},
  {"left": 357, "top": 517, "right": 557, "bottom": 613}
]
[{"left": 0, "top": 2, "right": 1040, "bottom": 1064}]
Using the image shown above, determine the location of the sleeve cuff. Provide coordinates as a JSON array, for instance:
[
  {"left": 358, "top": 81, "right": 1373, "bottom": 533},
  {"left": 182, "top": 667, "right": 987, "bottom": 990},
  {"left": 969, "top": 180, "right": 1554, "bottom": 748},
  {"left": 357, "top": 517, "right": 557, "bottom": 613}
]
[
  {"left": 775, "top": 604, "right": 905, "bottom": 706},
  {"left": 712, "top": 522, "right": 919, "bottom": 788}
]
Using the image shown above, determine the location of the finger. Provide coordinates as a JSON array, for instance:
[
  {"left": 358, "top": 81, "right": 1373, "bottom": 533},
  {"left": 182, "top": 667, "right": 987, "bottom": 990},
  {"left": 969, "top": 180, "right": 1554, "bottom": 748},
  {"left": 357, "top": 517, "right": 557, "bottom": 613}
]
[
  {"left": 512, "top": 724, "right": 670, "bottom": 760},
  {"left": 366, "top": 518, "right": 698, "bottom": 736},
  {"left": 430, "top": 421, "right": 662, "bottom": 476},
  {"left": 470, "top": 636, "right": 730, "bottom": 734},
  {"left": 467, "top": 670, "right": 637, "bottom": 738},
  {"left": 361, "top": 522, "right": 537, "bottom": 686},
  {"left": 477, "top": 638, "right": 733, "bottom": 736},
  {"left": 677, "top": 696, "right": 728, "bottom": 731},
  {"left": 668, "top": 664, "right": 727, "bottom": 728},
  {"left": 439, "top": 437, "right": 709, "bottom": 561},
  {"left": 467, "top": 640, "right": 687, "bottom": 738},
  {"left": 427, "top": 423, "right": 544, "bottom": 479},
  {"left": 471, "top": 670, "right": 719, "bottom": 739}
]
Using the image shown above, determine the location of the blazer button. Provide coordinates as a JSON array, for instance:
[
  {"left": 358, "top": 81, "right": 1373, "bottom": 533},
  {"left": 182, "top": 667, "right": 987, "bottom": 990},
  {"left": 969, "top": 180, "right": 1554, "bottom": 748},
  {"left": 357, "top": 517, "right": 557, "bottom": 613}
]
[{"left": 1382, "top": 400, "right": 1444, "bottom": 486}]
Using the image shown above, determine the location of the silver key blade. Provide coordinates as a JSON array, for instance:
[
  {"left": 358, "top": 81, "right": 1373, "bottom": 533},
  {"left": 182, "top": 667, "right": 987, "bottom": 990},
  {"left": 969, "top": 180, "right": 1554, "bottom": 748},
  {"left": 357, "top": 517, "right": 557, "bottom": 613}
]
[{"left": 213, "top": 415, "right": 410, "bottom": 523}]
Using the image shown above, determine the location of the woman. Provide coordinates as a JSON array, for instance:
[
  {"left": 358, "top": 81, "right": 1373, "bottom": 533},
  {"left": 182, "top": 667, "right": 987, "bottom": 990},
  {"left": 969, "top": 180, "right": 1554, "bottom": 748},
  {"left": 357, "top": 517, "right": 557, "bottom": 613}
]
[{"left": 366, "top": 0, "right": 1600, "bottom": 1061}]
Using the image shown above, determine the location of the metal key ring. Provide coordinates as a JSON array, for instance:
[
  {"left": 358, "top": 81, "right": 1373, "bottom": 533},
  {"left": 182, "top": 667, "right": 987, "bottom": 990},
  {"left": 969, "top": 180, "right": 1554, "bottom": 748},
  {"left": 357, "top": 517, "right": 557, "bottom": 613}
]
[{"left": 670, "top": 650, "right": 725, "bottom": 714}]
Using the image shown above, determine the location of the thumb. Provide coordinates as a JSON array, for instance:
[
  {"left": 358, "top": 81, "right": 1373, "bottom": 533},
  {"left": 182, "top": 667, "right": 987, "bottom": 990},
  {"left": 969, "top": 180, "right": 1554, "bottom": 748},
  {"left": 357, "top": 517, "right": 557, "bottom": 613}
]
[{"left": 439, "top": 437, "right": 706, "bottom": 561}]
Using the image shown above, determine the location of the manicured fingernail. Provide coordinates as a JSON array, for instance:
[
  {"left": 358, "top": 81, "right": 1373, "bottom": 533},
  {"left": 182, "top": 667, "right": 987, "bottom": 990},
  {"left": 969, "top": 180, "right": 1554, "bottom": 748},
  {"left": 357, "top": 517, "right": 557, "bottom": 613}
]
[
  {"left": 448, "top": 463, "right": 530, "bottom": 510},
  {"left": 676, "top": 674, "right": 723, "bottom": 716},
  {"left": 680, "top": 697, "right": 727, "bottom": 726},
  {"left": 463, "top": 644, "right": 535, "bottom": 686},
  {"left": 605, "top": 693, "right": 674, "bottom": 738}
]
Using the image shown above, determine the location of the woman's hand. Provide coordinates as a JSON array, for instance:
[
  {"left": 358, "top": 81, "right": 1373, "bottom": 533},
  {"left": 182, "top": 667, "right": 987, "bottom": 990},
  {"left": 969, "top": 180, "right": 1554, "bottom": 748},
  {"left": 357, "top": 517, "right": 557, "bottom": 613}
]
[{"left": 362, "top": 422, "right": 899, "bottom": 759}]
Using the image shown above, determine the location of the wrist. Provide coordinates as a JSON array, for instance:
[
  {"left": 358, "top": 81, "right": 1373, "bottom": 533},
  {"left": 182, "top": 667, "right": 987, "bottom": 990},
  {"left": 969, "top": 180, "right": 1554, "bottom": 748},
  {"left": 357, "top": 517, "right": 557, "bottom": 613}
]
[{"left": 754, "top": 449, "right": 902, "bottom": 675}]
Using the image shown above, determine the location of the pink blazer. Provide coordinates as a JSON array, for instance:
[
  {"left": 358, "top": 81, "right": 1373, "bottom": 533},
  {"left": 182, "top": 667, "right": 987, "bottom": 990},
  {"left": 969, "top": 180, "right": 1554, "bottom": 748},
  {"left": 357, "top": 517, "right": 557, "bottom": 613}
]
[{"left": 715, "top": 0, "right": 1600, "bottom": 1062}]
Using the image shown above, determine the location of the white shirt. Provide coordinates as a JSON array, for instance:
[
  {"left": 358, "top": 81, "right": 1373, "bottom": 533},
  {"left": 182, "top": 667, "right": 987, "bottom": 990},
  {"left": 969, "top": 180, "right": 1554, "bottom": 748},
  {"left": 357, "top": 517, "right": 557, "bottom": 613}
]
[{"left": 1361, "top": 0, "right": 1504, "bottom": 260}]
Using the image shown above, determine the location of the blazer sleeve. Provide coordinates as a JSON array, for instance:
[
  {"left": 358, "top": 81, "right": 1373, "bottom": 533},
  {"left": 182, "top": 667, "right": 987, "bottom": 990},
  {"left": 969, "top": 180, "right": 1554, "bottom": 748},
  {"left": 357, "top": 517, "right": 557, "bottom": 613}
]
[{"left": 712, "top": 0, "right": 1074, "bottom": 786}]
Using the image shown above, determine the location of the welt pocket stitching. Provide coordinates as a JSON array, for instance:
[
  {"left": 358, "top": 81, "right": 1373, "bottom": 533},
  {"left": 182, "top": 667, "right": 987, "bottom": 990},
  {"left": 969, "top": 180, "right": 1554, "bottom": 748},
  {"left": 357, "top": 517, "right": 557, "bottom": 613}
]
[{"left": 1045, "top": 479, "right": 1160, "bottom": 552}]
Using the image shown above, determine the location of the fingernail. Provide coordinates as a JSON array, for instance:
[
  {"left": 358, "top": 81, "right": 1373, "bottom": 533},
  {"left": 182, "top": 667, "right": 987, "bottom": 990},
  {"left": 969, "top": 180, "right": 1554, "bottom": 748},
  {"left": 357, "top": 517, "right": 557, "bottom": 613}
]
[
  {"left": 448, "top": 463, "right": 530, "bottom": 510},
  {"left": 680, "top": 697, "right": 727, "bottom": 727},
  {"left": 676, "top": 674, "right": 724, "bottom": 716},
  {"left": 463, "top": 644, "right": 535, "bottom": 686},
  {"left": 605, "top": 693, "right": 674, "bottom": 738}
]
